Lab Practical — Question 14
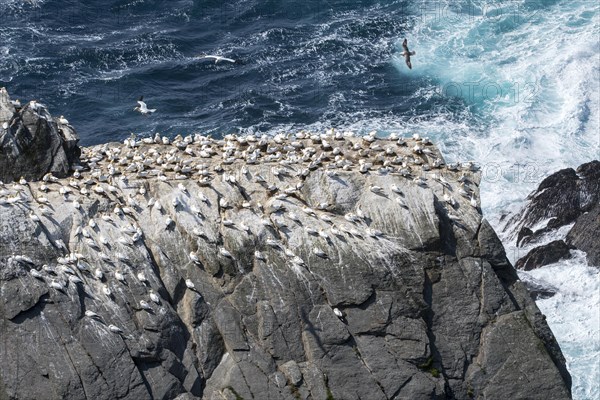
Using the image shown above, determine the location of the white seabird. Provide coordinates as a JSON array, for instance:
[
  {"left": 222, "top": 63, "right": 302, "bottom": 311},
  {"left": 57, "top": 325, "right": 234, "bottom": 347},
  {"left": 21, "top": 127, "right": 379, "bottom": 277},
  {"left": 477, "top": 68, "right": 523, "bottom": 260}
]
[
  {"left": 185, "top": 278, "right": 195, "bottom": 289},
  {"left": 219, "top": 248, "right": 233, "bottom": 258},
  {"left": 390, "top": 184, "right": 403, "bottom": 195},
  {"left": 139, "top": 300, "right": 153, "bottom": 311},
  {"left": 30, "top": 269, "right": 44, "bottom": 279},
  {"left": 370, "top": 185, "right": 385, "bottom": 195},
  {"left": 313, "top": 248, "right": 328, "bottom": 258},
  {"left": 254, "top": 250, "right": 266, "bottom": 261},
  {"left": 134, "top": 96, "right": 156, "bottom": 115},
  {"left": 108, "top": 324, "right": 123, "bottom": 334},
  {"left": 85, "top": 310, "right": 101, "bottom": 319},
  {"left": 197, "top": 54, "right": 236, "bottom": 63},
  {"left": 137, "top": 272, "right": 148, "bottom": 283},
  {"left": 115, "top": 270, "right": 126, "bottom": 283},
  {"left": 470, "top": 194, "right": 478, "bottom": 208},
  {"left": 189, "top": 251, "right": 200, "bottom": 264},
  {"left": 149, "top": 291, "right": 161, "bottom": 304},
  {"left": 49, "top": 280, "right": 64, "bottom": 291},
  {"left": 333, "top": 307, "right": 344, "bottom": 318}
]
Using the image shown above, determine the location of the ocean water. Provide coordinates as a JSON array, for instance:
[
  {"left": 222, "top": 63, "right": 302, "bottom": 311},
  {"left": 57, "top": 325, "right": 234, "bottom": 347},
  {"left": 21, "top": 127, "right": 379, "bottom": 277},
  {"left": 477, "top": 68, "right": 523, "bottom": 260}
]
[{"left": 1, "top": 0, "right": 598, "bottom": 397}]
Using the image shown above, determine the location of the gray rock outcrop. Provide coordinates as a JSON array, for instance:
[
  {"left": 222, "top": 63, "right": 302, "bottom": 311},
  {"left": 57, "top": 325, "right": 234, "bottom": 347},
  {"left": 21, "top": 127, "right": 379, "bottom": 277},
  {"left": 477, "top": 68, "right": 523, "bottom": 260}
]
[
  {"left": 0, "top": 87, "right": 80, "bottom": 183},
  {"left": 0, "top": 94, "right": 571, "bottom": 399}
]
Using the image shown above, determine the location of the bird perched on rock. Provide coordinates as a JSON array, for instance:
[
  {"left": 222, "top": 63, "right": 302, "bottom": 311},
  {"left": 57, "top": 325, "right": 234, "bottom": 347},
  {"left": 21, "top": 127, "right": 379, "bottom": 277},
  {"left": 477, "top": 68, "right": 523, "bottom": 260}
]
[
  {"left": 83, "top": 310, "right": 100, "bottom": 319},
  {"left": 370, "top": 185, "right": 385, "bottom": 195},
  {"left": 149, "top": 291, "right": 161, "bottom": 305},
  {"left": 30, "top": 269, "right": 44, "bottom": 280},
  {"left": 139, "top": 300, "right": 153, "bottom": 311},
  {"left": 185, "top": 279, "right": 195, "bottom": 289},
  {"left": 313, "top": 248, "right": 328, "bottom": 258},
  {"left": 189, "top": 251, "right": 201, "bottom": 264},
  {"left": 49, "top": 280, "right": 65, "bottom": 292},
  {"left": 108, "top": 324, "right": 123, "bottom": 334}
]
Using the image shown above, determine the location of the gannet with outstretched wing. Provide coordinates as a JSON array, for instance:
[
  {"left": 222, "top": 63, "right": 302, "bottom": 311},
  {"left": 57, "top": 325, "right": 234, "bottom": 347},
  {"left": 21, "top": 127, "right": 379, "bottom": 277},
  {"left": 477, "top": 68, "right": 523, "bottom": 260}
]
[
  {"left": 401, "top": 39, "right": 416, "bottom": 69},
  {"left": 197, "top": 54, "right": 236, "bottom": 63},
  {"left": 134, "top": 96, "right": 156, "bottom": 115}
]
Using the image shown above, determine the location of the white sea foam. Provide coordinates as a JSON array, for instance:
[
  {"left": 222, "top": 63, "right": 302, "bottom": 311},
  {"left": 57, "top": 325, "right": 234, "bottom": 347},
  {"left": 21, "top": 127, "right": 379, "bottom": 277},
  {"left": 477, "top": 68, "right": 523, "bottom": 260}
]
[
  {"left": 398, "top": 1, "right": 599, "bottom": 398},
  {"left": 519, "top": 252, "right": 600, "bottom": 399},
  {"left": 397, "top": 0, "right": 599, "bottom": 219},
  {"left": 504, "top": 222, "right": 575, "bottom": 264}
]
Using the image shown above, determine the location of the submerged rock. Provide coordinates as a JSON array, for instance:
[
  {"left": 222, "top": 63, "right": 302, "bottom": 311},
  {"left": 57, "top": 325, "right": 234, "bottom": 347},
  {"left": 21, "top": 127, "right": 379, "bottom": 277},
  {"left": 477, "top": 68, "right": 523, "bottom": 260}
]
[{"left": 0, "top": 92, "right": 571, "bottom": 399}]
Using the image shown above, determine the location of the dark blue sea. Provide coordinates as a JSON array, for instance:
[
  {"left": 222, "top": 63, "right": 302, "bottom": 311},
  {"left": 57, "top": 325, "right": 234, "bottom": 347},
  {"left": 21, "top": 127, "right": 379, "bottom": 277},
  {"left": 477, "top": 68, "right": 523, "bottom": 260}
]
[{"left": 0, "top": 1, "right": 598, "bottom": 396}]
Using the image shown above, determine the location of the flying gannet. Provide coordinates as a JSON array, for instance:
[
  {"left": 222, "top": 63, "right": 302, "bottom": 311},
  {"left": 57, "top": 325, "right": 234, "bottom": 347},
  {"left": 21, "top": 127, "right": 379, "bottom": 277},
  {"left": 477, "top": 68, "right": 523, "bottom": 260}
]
[
  {"left": 134, "top": 96, "right": 156, "bottom": 115},
  {"left": 401, "top": 39, "right": 416, "bottom": 69},
  {"left": 197, "top": 55, "right": 236, "bottom": 64}
]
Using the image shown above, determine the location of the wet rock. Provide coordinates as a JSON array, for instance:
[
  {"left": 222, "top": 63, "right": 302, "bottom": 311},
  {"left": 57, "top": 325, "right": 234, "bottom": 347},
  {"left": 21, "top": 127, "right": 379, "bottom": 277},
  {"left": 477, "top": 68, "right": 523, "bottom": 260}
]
[
  {"left": 515, "top": 240, "right": 574, "bottom": 271},
  {"left": 504, "top": 160, "right": 599, "bottom": 269},
  {"left": 503, "top": 161, "right": 599, "bottom": 238},
  {"left": 566, "top": 204, "right": 600, "bottom": 266}
]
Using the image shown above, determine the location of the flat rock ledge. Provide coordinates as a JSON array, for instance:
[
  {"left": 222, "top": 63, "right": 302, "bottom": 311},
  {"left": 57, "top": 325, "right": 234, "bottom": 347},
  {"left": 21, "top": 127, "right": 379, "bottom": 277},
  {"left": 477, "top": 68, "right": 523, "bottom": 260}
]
[{"left": 0, "top": 95, "right": 571, "bottom": 400}]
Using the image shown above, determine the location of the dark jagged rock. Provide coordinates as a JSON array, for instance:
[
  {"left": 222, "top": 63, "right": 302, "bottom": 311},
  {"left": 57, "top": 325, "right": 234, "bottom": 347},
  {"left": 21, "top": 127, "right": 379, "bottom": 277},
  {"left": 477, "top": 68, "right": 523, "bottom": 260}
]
[
  {"left": 0, "top": 96, "right": 571, "bottom": 399},
  {"left": 0, "top": 87, "right": 80, "bottom": 182},
  {"left": 503, "top": 160, "right": 600, "bottom": 242},
  {"left": 566, "top": 204, "right": 600, "bottom": 266},
  {"left": 515, "top": 240, "right": 574, "bottom": 271},
  {"left": 504, "top": 160, "right": 600, "bottom": 269}
]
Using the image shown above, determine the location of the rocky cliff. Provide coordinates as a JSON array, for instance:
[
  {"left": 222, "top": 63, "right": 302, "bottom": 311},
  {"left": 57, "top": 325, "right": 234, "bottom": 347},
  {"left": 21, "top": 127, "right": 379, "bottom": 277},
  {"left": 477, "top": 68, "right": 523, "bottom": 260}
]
[{"left": 0, "top": 90, "right": 571, "bottom": 400}]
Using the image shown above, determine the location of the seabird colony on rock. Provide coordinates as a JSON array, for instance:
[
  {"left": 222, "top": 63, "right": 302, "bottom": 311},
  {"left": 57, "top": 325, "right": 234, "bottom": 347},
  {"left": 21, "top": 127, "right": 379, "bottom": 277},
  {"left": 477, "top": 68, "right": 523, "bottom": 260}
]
[{"left": 1, "top": 129, "right": 480, "bottom": 337}]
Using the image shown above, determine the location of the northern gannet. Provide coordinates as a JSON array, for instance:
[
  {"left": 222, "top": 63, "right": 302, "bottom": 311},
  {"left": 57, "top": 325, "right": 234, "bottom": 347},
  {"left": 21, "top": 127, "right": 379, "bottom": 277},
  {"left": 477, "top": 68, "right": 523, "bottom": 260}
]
[
  {"left": 401, "top": 39, "right": 416, "bottom": 69},
  {"left": 185, "top": 278, "right": 195, "bottom": 289},
  {"left": 108, "top": 324, "right": 123, "bottom": 334},
  {"left": 134, "top": 96, "right": 156, "bottom": 115},
  {"left": 197, "top": 55, "right": 236, "bottom": 64},
  {"left": 85, "top": 310, "right": 101, "bottom": 319}
]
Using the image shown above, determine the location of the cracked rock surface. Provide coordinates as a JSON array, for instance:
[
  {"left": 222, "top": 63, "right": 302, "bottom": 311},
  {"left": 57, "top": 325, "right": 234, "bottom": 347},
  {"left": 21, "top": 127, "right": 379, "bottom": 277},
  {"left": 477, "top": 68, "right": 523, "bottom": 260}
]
[{"left": 0, "top": 92, "right": 571, "bottom": 399}]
